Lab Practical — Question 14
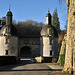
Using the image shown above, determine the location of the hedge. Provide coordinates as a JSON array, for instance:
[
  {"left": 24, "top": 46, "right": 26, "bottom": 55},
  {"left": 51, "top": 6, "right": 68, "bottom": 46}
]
[
  {"left": 60, "top": 54, "right": 65, "bottom": 66},
  {"left": 0, "top": 56, "right": 16, "bottom": 65}
]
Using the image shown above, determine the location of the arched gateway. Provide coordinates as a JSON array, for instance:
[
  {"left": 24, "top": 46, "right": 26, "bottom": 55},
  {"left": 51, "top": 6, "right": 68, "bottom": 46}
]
[
  {"left": 18, "top": 36, "right": 40, "bottom": 59},
  {"left": 20, "top": 46, "right": 32, "bottom": 58}
]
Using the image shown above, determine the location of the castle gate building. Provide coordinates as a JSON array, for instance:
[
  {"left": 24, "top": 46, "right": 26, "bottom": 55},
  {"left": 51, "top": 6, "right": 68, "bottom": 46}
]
[
  {"left": 0, "top": 9, "right": 40, "bottom": 59},
  {"left": 0, "top": 9, "right": 58, "bottom": 61}
]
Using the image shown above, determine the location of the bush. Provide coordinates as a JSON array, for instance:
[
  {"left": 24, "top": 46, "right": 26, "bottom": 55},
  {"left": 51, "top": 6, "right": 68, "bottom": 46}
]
[
  {"left": 60, "top": 54, "right": 65, "bottom": 66},
  {"left": 52, "top": 57, "right": 58, "bottom": 63},
  {"left": 0, "top": 56, "right": 16, "bottom": 65}
]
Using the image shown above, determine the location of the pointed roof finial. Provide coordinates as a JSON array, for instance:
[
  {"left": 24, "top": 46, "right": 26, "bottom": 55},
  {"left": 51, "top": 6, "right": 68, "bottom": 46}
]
[
  {"left": 48, "top": 8, "right": 50, "bottom": 13},
  {"left": 9, "top": 5, "right": 11, "bottom": 11}
]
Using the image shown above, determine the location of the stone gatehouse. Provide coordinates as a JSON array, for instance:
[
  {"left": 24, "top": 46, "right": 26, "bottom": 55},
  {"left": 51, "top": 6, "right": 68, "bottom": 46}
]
[{"left": 0, "top": 8, "right": 58, "bottom": 60}]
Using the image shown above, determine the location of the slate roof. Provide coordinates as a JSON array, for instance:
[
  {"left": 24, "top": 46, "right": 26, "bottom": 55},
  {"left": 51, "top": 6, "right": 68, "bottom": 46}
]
[
  {"left": 41, "top": 25, "right": 58, "bottom": 37},
  {"left": 0, "top": 24, "right": 18, "bottom": 36}
]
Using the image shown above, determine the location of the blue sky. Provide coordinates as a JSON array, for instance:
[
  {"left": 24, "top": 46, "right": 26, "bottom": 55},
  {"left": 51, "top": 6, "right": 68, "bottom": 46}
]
[{"left": 0, "top": 0, "right": 67, "bottom": 30}]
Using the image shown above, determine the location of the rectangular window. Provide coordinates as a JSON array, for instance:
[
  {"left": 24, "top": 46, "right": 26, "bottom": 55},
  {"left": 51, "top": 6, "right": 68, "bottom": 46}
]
[
  {"left": 6, "top": 50, "right": 8, "bottom": 55},
  {"left": 50, "top": 51, "right": 52, "bottom": 56},
  {"left": 49, "top": 39, "right": 53, "bottom": 45}
]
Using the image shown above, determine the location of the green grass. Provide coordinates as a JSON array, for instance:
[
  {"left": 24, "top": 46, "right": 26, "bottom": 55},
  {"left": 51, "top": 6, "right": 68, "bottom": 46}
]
[{"left": 60, "top": 54, "right": 65, "bottom": 66}]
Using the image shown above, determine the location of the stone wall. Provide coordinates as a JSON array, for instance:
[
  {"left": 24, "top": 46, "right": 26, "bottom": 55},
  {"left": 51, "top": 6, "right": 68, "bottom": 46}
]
[
  {"left": 0, "top": 36, "right": 6, "bottom": 55},
  {"left": 0, "top": 36, "right": 18, "bottom": 57},
  {"left": 9, "top": 36, "right": 18, "bottom": 56},
  {"left": 40, "top": 36, "right": 58, "bottom": 57},
  {"left": 53, "top": 38, "right": 58, "bottom": 56}
]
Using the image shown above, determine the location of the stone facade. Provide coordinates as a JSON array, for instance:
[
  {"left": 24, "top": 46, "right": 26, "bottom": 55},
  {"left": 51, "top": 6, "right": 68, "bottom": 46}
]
[
  {"left": 63, "top": 0, "right": 75, "bottom": 74},
  {"left": 40, "top": 37, "right": 58, "bottom": 57},
  {"left": 0, "top": 9, "right": 58, "bottom": 61},
  {"left": 18, "top": 37, "right": 40, "bottom": 58},
  {"left": 0, "top": 36, "right": 18, "bottom": 56},
  {"left": 0, "top": 9, "right": 40, "bottom": 59}
]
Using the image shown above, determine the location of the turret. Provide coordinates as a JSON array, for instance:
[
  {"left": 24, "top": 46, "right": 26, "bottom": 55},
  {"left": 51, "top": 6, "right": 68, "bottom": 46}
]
[
  {"left": 6, "top": 9, "right": 13, "bottom": 25},
  {"left": 46, "top": 10, "right": 51, "bottom": 25}
]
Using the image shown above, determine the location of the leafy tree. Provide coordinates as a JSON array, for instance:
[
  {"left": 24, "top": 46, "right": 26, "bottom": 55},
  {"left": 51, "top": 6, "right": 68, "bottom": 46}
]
[
  {"left": 16, "top": 20, "right": 45, "bottom": 36},
  {"left": 52, "top": 9, "right": 60, "bottom": 33}
]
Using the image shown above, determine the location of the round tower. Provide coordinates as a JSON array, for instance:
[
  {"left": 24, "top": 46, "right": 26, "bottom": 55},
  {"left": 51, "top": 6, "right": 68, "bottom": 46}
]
[
  {"left": 0, "top": 9, "right": 18, "bottom": 60},
  {"left": 40, "top": 10, "right": 58, "bottom": 62}
]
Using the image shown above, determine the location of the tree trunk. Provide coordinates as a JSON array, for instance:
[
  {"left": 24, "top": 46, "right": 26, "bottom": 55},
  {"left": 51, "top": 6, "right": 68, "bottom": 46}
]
[{"left": 63, "top": 0, "right": 75, "bottom": 74}]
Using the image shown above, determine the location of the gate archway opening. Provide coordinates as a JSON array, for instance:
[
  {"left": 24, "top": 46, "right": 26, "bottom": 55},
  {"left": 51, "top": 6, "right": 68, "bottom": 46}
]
[{"left": 20, "top": 46, "right": 32, "bottom": 58}]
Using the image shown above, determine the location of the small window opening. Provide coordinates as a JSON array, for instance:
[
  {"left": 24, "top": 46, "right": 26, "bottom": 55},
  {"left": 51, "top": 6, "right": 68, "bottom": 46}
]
[
  {"left": 50, "top": 51, "right": 52, "bottom": 56},
  {"left": 6, "top": 50, "right": 8, "bottom": 55}
]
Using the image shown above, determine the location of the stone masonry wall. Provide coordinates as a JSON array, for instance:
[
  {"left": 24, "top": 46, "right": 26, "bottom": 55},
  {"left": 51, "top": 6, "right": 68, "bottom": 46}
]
[
  {"left": 40, "top": 36, "right": 58, "bottom": 57},
  {"left": 0, "top": 36, "right": 18, "bottom": 57},
  {"left": 0, "top": 36, "right": 6, "bottom": 55},
  {"left": 18, "top": 38, "right": 40, "bottom": 58}
]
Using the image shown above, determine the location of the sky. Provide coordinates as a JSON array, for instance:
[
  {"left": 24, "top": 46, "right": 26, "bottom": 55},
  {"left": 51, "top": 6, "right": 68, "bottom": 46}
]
[{"left": 0, "top": 0, "right": 67, "bottom": 30}]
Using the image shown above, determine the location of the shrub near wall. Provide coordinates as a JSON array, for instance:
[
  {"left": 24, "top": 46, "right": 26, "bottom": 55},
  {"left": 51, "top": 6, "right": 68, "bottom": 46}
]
[
  {"left": 0, "top": 56, "right": 16, "bottom": 65},
  {"left": 52, "top": 57, "right": 58, "bottom": 63},
  {"left": 60, "top": 54, "right": 65, "bottom": 66}
]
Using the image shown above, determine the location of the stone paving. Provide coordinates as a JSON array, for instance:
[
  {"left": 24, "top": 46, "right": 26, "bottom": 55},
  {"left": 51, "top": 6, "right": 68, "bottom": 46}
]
[
  {"left": 0, "top": 59, "right": 65, "bottom": 75},
  {"left": 0, "top": 59, "right": 51, "bottom": 75}
]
